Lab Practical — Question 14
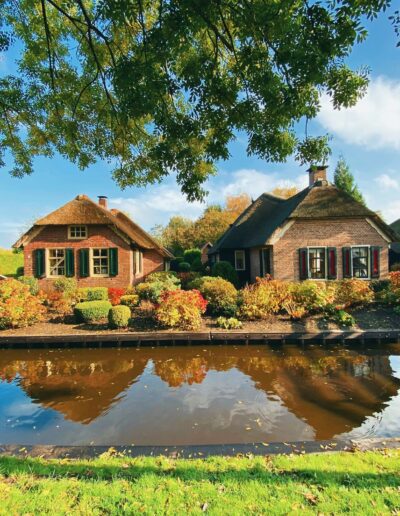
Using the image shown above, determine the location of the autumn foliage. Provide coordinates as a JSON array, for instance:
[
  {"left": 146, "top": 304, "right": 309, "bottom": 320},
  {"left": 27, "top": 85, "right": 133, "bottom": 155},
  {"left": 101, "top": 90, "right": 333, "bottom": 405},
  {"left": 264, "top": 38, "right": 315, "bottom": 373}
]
[
  {"left": 155, "top": 290, "right": 207, "bottom": 330},
  {"left": 0, "top": 279, "right": 45, "bottom": 329}
]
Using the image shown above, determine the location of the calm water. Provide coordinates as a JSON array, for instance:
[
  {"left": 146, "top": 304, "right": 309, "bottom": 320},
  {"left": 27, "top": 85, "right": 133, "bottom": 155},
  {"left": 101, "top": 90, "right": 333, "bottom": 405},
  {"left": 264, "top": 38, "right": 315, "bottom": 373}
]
[{"left": 0, "top": 344, "right": 400, "bottom": 445}]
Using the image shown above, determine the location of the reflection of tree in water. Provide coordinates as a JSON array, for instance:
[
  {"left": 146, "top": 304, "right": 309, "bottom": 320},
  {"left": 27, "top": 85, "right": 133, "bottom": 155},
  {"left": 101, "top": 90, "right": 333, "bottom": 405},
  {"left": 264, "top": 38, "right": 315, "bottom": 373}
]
[{"left": 0, "top": 345, "right": 399, "bottom": 438}]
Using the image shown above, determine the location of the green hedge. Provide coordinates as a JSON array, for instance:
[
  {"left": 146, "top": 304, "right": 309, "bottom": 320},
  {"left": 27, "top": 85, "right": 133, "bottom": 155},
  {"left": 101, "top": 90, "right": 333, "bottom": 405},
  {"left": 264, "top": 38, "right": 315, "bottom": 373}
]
[
  {"left": 74, "top": 300, "right": 112, "bottom": 323},
  {"left": 108, "top": 305, "right": 131, "bottom": 329},
  {"left": 77, "top": 287, "right": 108, "bottom": 301}
]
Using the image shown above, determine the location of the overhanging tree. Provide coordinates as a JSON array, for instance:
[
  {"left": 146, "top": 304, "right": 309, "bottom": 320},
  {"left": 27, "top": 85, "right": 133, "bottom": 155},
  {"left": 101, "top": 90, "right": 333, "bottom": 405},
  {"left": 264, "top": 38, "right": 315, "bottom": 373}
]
[{"left": 0, "top": 0, "right": 391, "bottom": 200}]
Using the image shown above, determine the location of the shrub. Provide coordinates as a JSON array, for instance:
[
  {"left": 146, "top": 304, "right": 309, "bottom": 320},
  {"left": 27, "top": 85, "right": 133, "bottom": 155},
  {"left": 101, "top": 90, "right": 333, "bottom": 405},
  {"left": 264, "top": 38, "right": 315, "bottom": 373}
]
[
  {"left": 282, "top": 300, "right": 307, "bottom": 320},
  {"left": 145, "top": 271, "right": 180, "bottom": 285},
  {"left": 0, "top": 279, "right": 45, "bottom": 329},
  {"left": 77, "top": 287, "right": 108, "bottom": 302},
  {"left": 178, "top": 272, "right": 201, "bottom": 289},
  {"left": 136, "top": 277, "right": 180, "bottom": 303},
  {"left": 74, "top": 300, "right": 112, "bottom": 323},
  {"left": 16, "top": 266, "right": 24, "bottom": 277},
  {"left": 239, "top": 278, "right": 289, "bottom": 320},
  {"left": 108, "top": 287, "right": 126, "bottom": 306},
  {"left": 183, "top": 248, "right": 202, "bottom": 265},
  {"left": 334, "top": 279, "right": 373, "bottom": 308},
  {"left": 394, "top": 305, "right": 400, "bottom": 315},
  {"left": 190, "top": 257, "right": 203, "bottom": 272},
  {"left": 46, "top": 291, "right": 74, "bottom": 318},
  {"left": 390, "top": 262, "right": 400, "bottom": 272},
  {"left": 195, "top": 276, "right": 238, "bottom": 316},
  {"left": 288, "top": 280, "right": 336, "bottom": 313},
  {"left": 17, "top": 275, "right": 39, "bottom": 295},
  {"left": 108, "top": 305, "right": 131, "bottom": 329},
  {"left": 120, "top": 294, "right": 139, "bottom": 308},
  {"left": 170, "top": 257, "right": 184, "bottom": 272},
  {"left": 188, "top": 276, "right": 214, "bottom": 290},
  {"left": 325, "top": 304, "right": 355, "bottom": 327},
  {"left": 178, "top": 261, "right": 191, "bottom": 272},
  {"left": 389, "top": 271, "right": 400, "bottom": 291},
  {"left": 211, "top": 261, "right": 239, "bottom": 286},
  {"left": 216, "top": 316, "right": 243, "bottom": 329},
  {"left": 155, "top": 289, "right": 207, "bottom": 330},
  {"left": 137, "top": 300, "right": 156, "bottom": 316},
  {"left": 53, "top": 277, "right": 77, "bottom": 297}
]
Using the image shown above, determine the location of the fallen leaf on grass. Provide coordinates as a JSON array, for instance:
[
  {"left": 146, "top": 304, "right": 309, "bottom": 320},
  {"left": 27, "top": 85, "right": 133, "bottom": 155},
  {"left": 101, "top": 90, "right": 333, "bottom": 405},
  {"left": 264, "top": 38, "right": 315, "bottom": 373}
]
[{"left": 304, "top": 493, "right": 318, "bottom": 505}]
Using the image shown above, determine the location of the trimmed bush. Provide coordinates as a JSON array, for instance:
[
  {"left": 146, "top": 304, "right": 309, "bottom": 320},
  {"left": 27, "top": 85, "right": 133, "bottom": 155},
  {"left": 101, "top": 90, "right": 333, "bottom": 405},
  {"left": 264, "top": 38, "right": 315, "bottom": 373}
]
[
  {"left": 16, "top": 266, "right": 24, "bottom": 277},
  {"left": 211, "top": 261, "right": 238, "bottom": 286},
  {"left": 17, "top": 275, "right": 39, "bottom": 295},
  {"left": 155, "top": 289, "right": 207, "bottom": 330},
  {"left": 178, "top": 272, "right": 201, "bottom": 290},
  {"left": 0, "top": 279, "right": 45, "bottom": 329},
  {"left": 120, "top": 294, "right": 139, "bottom": 308},
  {"left": 183, "top": 248, "right": 202, "bottom": 265},
  {"left": 74, "top": 300, "right": 112, "bottom": 323},
  {"left": 77, "top": 287, "right": 108, "bottom": 302},
  {"left": 178, "top": 261, "right": 191, "bottom": 272},
  {"left": 108, "top": 305, "right": 131, "bottom": 329},
  {"left": 195, "top": 276, "right": 238, "bottom": 316},
  {"left": 190, "top": 257, "right": 203, "bottom": 272},
  {"left": 216, "top": 316, "right": 242, "bottom": 329},
  {"left": 53, "top": 277, "right": 77, "bottom": 297},
  {"left": 170, "top": 257, "right": 184, "bottom": 272}
]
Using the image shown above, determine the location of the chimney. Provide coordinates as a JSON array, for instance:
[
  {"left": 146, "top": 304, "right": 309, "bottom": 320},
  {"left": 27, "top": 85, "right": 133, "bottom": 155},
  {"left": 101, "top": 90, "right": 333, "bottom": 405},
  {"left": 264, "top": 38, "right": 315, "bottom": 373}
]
[
  {"left": 308, "top": 165, "right": 328, "bottom": 187},
  {"left": 98, "top": 195, "right": 108, "bottom": 209}
]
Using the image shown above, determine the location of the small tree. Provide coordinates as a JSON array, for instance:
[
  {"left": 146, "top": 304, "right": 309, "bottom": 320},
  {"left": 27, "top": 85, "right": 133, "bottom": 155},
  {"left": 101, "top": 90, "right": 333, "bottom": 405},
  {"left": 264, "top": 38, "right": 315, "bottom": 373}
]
[{"left": 334, "top": 157, "right": 365, "bottom": 205}]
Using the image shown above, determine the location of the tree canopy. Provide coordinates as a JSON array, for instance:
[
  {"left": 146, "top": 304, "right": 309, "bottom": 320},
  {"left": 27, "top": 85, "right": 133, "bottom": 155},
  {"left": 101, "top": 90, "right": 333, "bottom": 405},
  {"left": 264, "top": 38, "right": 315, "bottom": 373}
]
[
  {"left": 0, "top": 0, "right": 391, "bottom": 199},
  {"left": 333, "top": 156, "right": 365, "bottom": 205}
]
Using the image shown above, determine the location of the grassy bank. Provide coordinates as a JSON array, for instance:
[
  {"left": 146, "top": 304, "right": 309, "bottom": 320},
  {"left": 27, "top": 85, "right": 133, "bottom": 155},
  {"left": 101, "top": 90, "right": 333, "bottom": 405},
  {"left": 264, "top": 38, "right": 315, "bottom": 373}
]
[
  {"left": 0, "top": 451, "right": 399, "bottom": 514},
  {"left": 0, "top": 249, "right": 23, "bottom": 277}
]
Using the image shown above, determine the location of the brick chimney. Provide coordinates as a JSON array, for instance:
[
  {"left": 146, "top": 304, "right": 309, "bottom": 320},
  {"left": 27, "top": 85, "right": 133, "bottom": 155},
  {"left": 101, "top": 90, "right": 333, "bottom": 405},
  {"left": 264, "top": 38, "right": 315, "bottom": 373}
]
[
  {"left": 98, "top": 196, "right": 108, "bottom": 209},
  {"left": 308, "top": 166, "right": 328, "bottom": 187}
]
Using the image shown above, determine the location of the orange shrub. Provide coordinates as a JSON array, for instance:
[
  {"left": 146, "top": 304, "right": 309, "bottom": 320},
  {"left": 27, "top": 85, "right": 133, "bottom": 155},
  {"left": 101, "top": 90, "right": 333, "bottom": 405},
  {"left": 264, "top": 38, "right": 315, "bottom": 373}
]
[
  {"left": 335, "top": 279, "right": 373, "bottom": 308},
  {"left": 390, "top": 271, "right": 400, "bottom": 291},
  {"left": 239, "top": 278, "right": 289, "bottom": 320},
  {"left": 155, "top": 289, "right": 207, "bottom": 330},
  {"left": 108, "top": 287, "right": 126, "bottom": 306},
  {"left": 0, "top": 279, "right": 46, "bottom": 330}
]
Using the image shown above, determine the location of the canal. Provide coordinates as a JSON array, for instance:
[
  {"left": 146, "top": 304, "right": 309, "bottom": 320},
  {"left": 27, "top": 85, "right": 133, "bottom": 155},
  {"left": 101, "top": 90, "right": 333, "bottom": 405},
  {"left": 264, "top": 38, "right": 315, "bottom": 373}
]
[{"left": 0, "top": 343, "right": 399, "bottom": 445}]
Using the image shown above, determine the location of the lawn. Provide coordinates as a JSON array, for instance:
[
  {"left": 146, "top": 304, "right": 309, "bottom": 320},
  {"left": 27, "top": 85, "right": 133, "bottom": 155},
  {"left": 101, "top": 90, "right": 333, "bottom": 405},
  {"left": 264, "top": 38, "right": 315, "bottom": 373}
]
[
  {"left": 0, "top": 248, "right": 23, "bottom": 277},
  {"left": 0, "top": 451, "right": 399, "bottom": 514}
]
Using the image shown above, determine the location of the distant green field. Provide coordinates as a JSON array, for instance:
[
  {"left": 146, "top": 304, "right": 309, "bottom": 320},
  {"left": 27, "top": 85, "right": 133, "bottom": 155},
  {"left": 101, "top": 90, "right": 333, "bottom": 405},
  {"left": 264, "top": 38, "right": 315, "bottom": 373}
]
[{"left": 0, "top": 248, "right": 24, "bottom": 277}]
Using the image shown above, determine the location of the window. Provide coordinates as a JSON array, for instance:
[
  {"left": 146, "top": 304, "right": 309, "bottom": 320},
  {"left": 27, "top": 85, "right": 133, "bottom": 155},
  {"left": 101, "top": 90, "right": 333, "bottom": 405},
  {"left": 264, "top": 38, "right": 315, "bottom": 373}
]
[
  {"left": 48, "top": 249, "right": 65, "bottom": 277},
  {"left": 352, "top": 247, "right": 369, "bottom": 278},
  {"left": 68, "top": 225, "right": 87, "bottom": 239},
  {"left": 308, "top": 248, "right": 326, "bottom": 279},
  {"left": 134, "top": 250, "right": 143, "bottom": 275},
  {"left": 92, "top": 249, "right": 109, "bottom": 276},
  {"left": 164, "top": 260, "right": 170, "bottom": 272},
  {"left": 234, "top": 250, "right": 246, "bottom": 271}
]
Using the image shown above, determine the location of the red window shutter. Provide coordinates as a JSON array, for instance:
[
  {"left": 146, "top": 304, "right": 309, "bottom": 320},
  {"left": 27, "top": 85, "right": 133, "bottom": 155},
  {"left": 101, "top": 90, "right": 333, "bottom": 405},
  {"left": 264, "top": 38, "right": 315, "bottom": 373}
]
[
  {"left": 370, "top": 247, "right": 380, "bottom": 278},
  {"left": 342, "top": 247, "right": 351, "bottom": 278},
  {"left": 327, "top": 247, "right": 337, "bottom": 279},
  {"left": 299, "top": 248, "right": 308, "bottom": 280}
]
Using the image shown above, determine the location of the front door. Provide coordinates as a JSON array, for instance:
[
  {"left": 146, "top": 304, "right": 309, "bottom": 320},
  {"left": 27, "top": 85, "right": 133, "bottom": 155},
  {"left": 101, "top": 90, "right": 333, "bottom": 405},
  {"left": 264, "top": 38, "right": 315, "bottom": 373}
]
[{"left": 259, "top": 248, "right": 271, "bottom": 277}]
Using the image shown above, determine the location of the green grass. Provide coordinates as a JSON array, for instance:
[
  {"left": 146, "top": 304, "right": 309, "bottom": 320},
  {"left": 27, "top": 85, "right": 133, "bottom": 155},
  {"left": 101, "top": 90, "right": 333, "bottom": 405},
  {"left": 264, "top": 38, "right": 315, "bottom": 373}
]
[
  {"left": 0, "top": 451, "right": 399, "bottom": 514},
  {"left": 0, "top": 248, "right": 23, "bottom": 277}
]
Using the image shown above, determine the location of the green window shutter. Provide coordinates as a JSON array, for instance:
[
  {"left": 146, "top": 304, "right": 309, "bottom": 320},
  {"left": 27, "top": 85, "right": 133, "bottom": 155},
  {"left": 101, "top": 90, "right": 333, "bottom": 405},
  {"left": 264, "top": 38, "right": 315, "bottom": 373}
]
[
  {"left": 327, "top": 247, "right": 337, "bottom": 280},
  {"left": 34, "top": 249, "right": 45, "bottom": 278},
  {"left": 370, "top": 246, "right": 380, "bottom": 279},
  {"left": 65, "top": 249, "right": 75, "bottom": 277},
  {"left": 299, "top": 248, "right": 308, "bottom": 280},
  {"left": 342, "top": 247, "right": 352, "bottom": 278},
  {"left": 79, "top": 249, "right": 89, "bottom": 277},
  {"left": 109, "top": 248, "right": 118, "bottom": 277}
]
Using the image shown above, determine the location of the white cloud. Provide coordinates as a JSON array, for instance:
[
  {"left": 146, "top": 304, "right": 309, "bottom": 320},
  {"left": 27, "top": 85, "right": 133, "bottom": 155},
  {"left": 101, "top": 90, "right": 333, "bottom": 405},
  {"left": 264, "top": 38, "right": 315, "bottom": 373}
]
[
  {"left": 374, "top": 173, "right": 399, "bottom": 190},
  {"left": 318, "top": 76, "right": 400, "bottom": 150},
  {"left": 381, "top": 200, "right": 400, "bottom": 224}
]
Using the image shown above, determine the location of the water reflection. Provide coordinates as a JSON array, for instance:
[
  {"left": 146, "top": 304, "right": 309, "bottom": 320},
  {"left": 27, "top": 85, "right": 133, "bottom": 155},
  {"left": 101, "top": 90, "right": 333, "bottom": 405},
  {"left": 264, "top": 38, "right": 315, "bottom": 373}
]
[{"left": 0, "top": 344, "right": 399, "bottom": 445}]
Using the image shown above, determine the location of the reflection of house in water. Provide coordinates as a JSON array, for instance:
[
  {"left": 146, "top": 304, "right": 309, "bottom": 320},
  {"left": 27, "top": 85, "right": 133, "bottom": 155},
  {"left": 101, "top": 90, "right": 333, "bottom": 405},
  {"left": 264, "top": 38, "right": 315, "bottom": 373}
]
[
  {"left": 0, "top": 346, "right": 399, "bottom": 439},
  {"left": 0, "top": 349, "right": 147, "bottom": 423}
]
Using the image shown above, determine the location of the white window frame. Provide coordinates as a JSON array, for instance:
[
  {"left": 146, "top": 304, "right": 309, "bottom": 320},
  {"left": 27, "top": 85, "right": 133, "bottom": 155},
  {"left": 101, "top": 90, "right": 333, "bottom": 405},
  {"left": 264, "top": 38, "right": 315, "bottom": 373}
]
[
  {"left": 46, "top": 248, "right": 66, "bottom": 278},
  {"left": 90, "top": 248, "right": 110, "bottom": 277},
  {"left": 134, "top": 249, "right": 143, "bottom": 275},
  {"left": 68, "top": 225, "right": 88, "bottom": 240},
  {"left": 350, "top": 245, "right": 370, "bottom": 280},
  {"left": 234, "top": 250, "right": 246, "bottom": 271},
  {"left": 307, "top": 246, "right": 327, "bottom": 280}
]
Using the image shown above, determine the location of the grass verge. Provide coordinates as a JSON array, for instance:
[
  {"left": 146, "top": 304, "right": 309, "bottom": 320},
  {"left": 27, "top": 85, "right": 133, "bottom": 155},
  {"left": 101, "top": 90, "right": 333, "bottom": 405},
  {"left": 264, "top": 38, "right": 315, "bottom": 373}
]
[
  {"left": 0, "top": 451, "right": 399, "bottom": 514},
  {"left": 0, "top": 249, "right": 23, "bottom": 277}
]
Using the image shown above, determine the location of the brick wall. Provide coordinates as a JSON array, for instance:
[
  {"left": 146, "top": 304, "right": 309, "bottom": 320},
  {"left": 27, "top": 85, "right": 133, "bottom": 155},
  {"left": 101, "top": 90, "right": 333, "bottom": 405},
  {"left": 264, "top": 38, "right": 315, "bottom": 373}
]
[
  {"left": 132, "top": 249, "right": 165, "bottom": 285},
  {"left": 24, "top": 225, "right": 164, "bottom": 291},
  {"left": 273, "top": 218, "right": 389, "bottom": 281}
]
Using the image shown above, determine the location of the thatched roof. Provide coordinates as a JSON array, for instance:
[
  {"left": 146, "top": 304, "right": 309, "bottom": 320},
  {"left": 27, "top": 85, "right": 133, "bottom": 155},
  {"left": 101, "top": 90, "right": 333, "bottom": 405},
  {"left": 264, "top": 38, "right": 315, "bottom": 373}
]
[
  {"left": 13, "top": 194, "right": 173, "bottom": 257},
  {"left": 210, "top": 183, "right": 397, "bottom": 252}
]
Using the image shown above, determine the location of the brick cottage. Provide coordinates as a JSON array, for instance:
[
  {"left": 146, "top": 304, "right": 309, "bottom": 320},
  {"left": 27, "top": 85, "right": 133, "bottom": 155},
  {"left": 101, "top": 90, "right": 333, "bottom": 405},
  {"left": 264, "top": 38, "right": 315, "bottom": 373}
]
[
  {"left": 13, "top": 195, "right": 172, "bottom": 290},
  {"left": 209, "top": 167, "right": 398, "bottom": 285}
]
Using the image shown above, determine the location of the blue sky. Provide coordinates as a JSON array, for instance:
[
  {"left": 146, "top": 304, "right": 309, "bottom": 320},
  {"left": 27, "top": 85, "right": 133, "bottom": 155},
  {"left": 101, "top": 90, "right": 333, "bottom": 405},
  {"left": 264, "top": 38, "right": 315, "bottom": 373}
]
[{"left": 0, "top": 9, "right": 399, "bottom": 248}]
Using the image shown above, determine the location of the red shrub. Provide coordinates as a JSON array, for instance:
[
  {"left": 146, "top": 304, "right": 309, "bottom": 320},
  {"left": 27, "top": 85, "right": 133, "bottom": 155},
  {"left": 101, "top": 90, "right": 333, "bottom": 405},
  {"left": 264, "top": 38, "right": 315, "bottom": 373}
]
[
  {"left": 108, "top": 288, "right": 126, "bottom": 306},
  {"left": 155, "top": 289, "right": 207, "bottom": 330}
]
